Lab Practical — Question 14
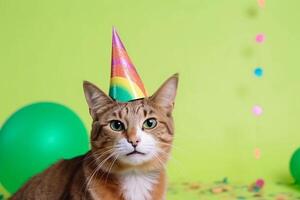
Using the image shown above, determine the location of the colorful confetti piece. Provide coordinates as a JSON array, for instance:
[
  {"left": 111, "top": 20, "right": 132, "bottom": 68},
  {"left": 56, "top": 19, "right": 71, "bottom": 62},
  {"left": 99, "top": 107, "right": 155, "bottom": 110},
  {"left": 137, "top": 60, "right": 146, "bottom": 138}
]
[
  {"left": 249, "top": 178, "right": 265, "bottom": 193},
  {"left": 256, "top": 33, "right": 265, "bottom": 43},
  {"left": 254, "top": 147, "right": 261, "bottom": 159},
  {"left": 254, "top": 67, "right": 263, "bottom": 77},
  {"left": 167, "top": 179, "right": 300, "bottom": 199},
  {"left": 257, "top": 0, "right": 265, "bottom": 8},
  {"left": 256, "top": 179, "right": 265, "bottom": 188},
  {"left": 252, "top": 105, "right": 263, "bottom": 116}
]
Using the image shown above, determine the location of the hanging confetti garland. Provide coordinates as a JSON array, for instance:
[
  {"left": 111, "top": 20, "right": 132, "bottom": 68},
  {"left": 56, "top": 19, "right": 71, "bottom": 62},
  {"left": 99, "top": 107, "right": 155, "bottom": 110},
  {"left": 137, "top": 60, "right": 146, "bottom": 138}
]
[{"left": 252, "top": 1, "right": 266, "bottom": 160}]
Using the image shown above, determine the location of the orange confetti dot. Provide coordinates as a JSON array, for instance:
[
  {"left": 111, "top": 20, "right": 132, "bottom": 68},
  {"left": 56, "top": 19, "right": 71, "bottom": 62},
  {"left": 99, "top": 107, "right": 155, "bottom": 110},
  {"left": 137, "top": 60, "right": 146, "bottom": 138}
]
[
  {"left": 257, "top": 0, "right": 265, "bottom": 8},
  {"left": 254, "top": 148, "right": 261, "bottom": 159}
]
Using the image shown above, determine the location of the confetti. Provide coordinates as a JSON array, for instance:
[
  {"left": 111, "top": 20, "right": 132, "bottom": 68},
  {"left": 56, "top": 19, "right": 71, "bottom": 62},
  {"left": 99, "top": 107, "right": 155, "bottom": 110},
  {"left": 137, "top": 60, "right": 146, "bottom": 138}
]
[
  {"left": 256, "top": 179, "right": 265, "bottom": 188},
  {"left": 249, "top": 178, "right": 265, "bottom": 193},
  {"left": 276, "top": 194, "right": 288, "bottom": 200},
  {"left": 174, "top": 180, "right": 299, "bottom": 199},
  {"left": 211, "top": 187, "right": 223, "bottom": 194},
  {"left": 252, "top": 105, "right": 263, "bottom": 116},
  {"left": 188, "top": 183, "right": 201, "bottom": 190},
  {"left": 257, "top": 0, "right": 265, "bottom": 8},
  {"left": 254, "top": 147, "right": 261, "bottom": 159},
  {"left": 256, "top": 33, "right": 265, "bottom": 43},
  {"left": 222, "top": 177, "right": 229, "bottom": 184},
  {"left": 254, "top": 67, "right": 263, "bottom": 77}
]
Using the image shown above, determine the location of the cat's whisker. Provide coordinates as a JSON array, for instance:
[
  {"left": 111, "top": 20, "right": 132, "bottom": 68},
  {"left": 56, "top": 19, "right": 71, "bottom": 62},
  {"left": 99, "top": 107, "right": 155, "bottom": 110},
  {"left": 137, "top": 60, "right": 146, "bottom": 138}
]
[
  {"left": 157, "top": 148, "right": 182, "bottom": 165},
  {"left": 159, "top": 149, "right": 186, "bottom": 176},
  {"left": 84, "top": 152, "right": 116, "bottom": 194},
  {"left": 83, "top": 154, "right": 95, "bottom": 165},
  {"left": 156, "top": 141, "right": 188, "bottom": 155},
  {"left": 153, "top": 153, "right": 167, "bottom": 171},
  {"left": 84, "top": 149, "right": 115, "bottom": 168},
  {"left": 84, "top": 154, "right": 99, "bottom": 166},
  {"left": 87, "top": 151, "right": 115, "bottom": 179},
  {"left": 94, "top": 149, "right": 116, "bottom": 159},
  {"left": 83, "top": 147, "right": 114, "bottom": 164},
  {"left": 132, "top": 144, "right": 184, "bottom": 173},
  {"left": 156, "top": 140, "right": 183, "bottom": 149},
  {"left": 156, "top": 148, "right": 187, "bottom": 177},
  {"left": 84, "top": 154, "right": 115, "bottom": 197},
  {"left": 104, "top": 153, "right": 120, "bottom": 184}
]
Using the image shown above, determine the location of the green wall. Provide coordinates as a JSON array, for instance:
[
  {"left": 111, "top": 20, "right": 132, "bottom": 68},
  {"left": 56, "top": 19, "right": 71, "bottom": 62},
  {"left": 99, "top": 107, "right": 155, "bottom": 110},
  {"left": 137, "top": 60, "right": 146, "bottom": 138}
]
[{"left": 1, "top": 0, "right": 300, "bottom": 187}]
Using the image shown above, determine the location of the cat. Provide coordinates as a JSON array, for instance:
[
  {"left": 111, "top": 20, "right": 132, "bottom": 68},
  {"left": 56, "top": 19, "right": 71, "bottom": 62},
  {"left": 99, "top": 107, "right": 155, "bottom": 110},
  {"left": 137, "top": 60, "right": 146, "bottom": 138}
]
[{"left": 11, "top": 73, "right": 179, "bottom": 200}]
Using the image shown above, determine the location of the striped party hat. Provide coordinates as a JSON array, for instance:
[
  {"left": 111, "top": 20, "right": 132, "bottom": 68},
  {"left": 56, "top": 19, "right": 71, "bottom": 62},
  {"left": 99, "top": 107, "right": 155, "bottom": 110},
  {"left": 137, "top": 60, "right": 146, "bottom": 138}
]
[{"left": 109, "top": 28, "right": 147, "bottom": 102}]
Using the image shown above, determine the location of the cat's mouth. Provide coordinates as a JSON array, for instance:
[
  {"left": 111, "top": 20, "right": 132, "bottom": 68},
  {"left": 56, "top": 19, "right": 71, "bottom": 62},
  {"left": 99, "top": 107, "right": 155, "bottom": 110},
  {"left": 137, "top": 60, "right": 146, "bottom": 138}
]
[{"left": 126, "top": 150, "right": 146, "bottom": 156}]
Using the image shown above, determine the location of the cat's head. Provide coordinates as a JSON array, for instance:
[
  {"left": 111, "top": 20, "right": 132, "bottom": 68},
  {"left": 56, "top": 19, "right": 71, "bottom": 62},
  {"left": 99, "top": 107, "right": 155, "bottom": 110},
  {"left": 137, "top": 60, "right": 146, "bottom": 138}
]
[{"left": 83, "top": 74, "right": 178, "bottom": 172}]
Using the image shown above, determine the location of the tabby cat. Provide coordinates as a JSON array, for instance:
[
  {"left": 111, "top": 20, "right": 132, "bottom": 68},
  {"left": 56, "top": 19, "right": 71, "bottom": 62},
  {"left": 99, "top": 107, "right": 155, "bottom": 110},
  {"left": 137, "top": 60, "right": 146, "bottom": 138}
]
[{"left": 11, "top": 74, "right": 178, "bottom": 200}]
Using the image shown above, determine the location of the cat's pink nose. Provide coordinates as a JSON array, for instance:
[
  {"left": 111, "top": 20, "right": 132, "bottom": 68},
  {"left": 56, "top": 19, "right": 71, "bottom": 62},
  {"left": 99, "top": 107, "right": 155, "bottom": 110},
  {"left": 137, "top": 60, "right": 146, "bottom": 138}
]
[{"left": 127, "top": 137, "right": 141, "bottom": 147}]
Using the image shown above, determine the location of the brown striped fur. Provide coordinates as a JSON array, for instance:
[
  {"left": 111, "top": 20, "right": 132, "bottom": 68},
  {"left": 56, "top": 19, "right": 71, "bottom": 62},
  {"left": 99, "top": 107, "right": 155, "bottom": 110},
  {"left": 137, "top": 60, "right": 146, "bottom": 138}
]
[{"left": 11, "top": 74, "right": 179, "bottom": 200}]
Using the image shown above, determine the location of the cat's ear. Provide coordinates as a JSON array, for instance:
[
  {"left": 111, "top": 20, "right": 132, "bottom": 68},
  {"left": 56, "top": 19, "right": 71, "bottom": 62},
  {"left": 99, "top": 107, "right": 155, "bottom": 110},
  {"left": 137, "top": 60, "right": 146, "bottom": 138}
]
[
  {"left": 83, "top": 81, "right": 115, "bottom": 114},
  {"left": 150, "top": 73, "right": 179, "bottom": 112}
]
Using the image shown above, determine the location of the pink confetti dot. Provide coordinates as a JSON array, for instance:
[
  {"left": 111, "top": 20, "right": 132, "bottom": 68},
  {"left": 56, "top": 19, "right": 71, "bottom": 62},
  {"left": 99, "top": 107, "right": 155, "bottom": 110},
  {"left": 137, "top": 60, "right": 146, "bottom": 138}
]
[
  {"left": 252, "top": 105, "right": 263, "bottom": 116},
  {"left": 256, "top": 34, "right": 265, "bottom": 43},
  {"left": 256, "top": 179, "right": 265, "bottom": 188}
]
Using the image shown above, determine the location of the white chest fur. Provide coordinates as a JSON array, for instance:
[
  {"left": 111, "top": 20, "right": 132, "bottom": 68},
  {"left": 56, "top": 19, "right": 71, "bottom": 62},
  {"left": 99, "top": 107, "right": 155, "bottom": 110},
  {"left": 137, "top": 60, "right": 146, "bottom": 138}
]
[{"left": 120, "top": 171, "right": 159, "bottom": 200}]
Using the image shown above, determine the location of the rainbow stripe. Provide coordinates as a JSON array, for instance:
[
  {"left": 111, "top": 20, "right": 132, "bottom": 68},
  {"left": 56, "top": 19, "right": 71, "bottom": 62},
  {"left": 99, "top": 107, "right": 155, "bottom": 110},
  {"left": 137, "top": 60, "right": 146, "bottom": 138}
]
[
  {"left": 109, "top": 77, "right": 145, "bottom": 102},
  {"left": 109, "top": 28, "right": 147, "bottom": 102}
]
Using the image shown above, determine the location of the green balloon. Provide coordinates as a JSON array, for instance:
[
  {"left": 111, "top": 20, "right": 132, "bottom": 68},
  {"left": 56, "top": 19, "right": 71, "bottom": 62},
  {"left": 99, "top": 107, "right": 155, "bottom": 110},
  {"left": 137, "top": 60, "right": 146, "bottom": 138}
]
[
  {"left": 0, "top": 102, "right": 89, "bottom": 193},
  {"left": 290, "top": 148, "right": 300, "bottom": 184}
]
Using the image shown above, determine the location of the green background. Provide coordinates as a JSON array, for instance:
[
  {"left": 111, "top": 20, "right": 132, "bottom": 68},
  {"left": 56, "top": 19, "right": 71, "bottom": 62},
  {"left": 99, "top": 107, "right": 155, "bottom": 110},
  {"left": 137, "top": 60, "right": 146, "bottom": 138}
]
[{"left": 1, "top": 0, "right": 300, "bottom": 198}]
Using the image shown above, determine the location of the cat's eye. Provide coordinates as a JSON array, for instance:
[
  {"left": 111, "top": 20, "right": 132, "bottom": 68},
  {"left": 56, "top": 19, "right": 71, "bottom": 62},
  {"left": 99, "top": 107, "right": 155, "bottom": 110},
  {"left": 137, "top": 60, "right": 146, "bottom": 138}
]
[
  {"left": 143, "top": 118, "right": 157, "bottom": 129},
  {"left": 110, "top": 120, "right": 125, "bottom": 132}
]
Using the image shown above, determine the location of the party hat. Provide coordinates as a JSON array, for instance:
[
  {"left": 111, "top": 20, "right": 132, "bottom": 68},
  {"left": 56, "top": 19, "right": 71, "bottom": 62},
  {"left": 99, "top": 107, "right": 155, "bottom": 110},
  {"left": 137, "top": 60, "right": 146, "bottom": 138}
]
[{"left": 109, "top": 28, "right": 147, "bottom": 102}]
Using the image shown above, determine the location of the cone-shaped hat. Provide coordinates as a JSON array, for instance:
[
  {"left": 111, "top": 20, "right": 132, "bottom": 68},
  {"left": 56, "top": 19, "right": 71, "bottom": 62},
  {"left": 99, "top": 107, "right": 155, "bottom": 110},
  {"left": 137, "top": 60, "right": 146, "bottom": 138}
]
[{"left": 109, "top": 28, "right": 147, "bottom": 102}]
